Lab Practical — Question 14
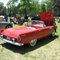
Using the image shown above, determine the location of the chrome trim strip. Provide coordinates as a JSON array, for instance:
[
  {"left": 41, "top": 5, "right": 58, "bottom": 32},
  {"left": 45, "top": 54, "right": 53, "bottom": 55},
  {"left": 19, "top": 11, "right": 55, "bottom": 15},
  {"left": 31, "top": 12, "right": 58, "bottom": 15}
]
[{"left": 0, "top": 37, "right": 24, "bottom": 46}]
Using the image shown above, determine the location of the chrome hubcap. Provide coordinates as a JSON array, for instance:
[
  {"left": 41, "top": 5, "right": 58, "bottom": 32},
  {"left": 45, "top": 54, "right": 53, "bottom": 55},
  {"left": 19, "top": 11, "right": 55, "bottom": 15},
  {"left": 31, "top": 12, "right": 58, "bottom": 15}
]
[
  {"left": 52, "top": 30, "right": 55, "bottom": 37},
  {"left": 30, "top": 39, "right": 37, "bottom": 47}
]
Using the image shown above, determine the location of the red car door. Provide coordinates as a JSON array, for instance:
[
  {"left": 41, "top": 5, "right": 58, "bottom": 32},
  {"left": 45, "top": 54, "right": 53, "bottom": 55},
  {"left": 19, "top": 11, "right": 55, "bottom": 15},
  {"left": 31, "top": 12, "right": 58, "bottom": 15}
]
[{"left": 19, "top": 26, "right": 54, "bottom": 44}]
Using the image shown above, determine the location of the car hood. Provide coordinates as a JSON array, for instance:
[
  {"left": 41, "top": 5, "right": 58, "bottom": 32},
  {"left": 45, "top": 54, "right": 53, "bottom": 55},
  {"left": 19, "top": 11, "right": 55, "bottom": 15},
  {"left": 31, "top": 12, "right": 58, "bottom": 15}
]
[{"left": 2, "top": 26, "right": 38, "bottom": 38}]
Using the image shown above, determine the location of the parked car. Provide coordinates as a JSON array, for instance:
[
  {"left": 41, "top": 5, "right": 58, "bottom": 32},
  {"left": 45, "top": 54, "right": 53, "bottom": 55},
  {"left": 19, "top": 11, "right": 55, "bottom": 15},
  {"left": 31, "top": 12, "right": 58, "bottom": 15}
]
[
  {"left": 0, "top": 16, "right": 13, "bottom": 33},
  {"left": 0, "top": 12, "right": 57, "bottom": 47},
  {"left": 32, "top": 16, "right": 40, "bottom": 20}
]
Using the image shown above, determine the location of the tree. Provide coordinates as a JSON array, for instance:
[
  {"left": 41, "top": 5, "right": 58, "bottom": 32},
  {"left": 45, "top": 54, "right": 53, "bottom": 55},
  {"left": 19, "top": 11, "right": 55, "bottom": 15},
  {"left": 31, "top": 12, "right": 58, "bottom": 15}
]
[
  {"left": 0, "top": 2, "right": 4, "bottom": 15},
  {"left": 6, "top": 0, "right": 41, "bottom": 16},
  {"left": 45, "top": 0, "right": 60, "bottom": 16},
  {"left": 19, "top": 0, "right": 40, "bottom": 16},
  {"left": 52, "top": 0, "right": 60, "bottom": 16},
  {"left": 41, "top": 0, "right": 53, "bottom": 12},
  {"left": 7, "top": 0, "right": 18, "bottom": 15},
  {"left": 41, "top": 4, "right": 46, "bottom": 12}
]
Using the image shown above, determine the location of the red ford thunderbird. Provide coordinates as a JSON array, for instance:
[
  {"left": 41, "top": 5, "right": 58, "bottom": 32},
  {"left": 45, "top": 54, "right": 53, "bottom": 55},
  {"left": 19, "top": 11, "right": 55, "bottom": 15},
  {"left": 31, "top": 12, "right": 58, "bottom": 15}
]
[{"left": 0, "top": 12, "right": 57, "bottom": 47}]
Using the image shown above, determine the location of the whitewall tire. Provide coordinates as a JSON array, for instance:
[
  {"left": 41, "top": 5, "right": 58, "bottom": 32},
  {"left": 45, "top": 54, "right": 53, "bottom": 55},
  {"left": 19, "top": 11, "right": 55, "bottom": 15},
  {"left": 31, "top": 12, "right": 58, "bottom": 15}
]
[
  {"left": 51, "top": 29, "right": 55, "bottom": 37},
  {"left": 29, "top": 39, "right": 37, "bottom": 47}
]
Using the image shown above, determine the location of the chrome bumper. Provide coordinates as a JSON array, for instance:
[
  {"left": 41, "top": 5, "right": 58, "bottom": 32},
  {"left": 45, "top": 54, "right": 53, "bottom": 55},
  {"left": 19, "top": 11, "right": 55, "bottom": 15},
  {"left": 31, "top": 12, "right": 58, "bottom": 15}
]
[{"left": 0, "top": 36, "right": 24, "bottom": 46}]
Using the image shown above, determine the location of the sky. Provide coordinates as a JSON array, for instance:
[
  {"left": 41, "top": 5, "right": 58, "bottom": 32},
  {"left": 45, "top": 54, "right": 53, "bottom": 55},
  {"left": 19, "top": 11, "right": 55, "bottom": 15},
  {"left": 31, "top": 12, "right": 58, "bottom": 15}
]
[{"left": 0, "top": 0, "right": 9, "bottom": 6}]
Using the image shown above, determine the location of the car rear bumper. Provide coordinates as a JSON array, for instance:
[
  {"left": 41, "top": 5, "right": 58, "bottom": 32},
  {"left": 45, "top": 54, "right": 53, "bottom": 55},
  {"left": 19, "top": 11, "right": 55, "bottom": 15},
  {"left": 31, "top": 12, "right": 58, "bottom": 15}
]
[{"left": 0, "top": 36, "right": 24, "bottom": 46}]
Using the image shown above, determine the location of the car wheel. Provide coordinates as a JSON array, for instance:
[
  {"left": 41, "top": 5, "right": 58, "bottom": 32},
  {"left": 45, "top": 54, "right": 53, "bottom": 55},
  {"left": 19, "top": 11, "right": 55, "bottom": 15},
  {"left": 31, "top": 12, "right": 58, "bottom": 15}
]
[
  {"left": 29, "top": 39, "right": 37, "bottom": 47},
  {"left": 51, "top": 29, "right": 55, "bottom": 37}
]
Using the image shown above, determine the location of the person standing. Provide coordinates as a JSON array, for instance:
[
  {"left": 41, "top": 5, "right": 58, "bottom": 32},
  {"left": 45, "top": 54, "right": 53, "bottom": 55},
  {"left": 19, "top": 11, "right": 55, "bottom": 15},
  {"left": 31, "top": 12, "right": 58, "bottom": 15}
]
[{"left": 4, "top": 15, "right": 8, "bottom": 22}]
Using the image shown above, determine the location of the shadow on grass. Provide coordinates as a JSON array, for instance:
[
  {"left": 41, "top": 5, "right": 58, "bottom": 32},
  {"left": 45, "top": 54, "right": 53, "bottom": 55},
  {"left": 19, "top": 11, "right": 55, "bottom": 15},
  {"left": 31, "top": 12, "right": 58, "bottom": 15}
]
[{"left": 1, "top": 35, "right": 58, "bottom": 54}]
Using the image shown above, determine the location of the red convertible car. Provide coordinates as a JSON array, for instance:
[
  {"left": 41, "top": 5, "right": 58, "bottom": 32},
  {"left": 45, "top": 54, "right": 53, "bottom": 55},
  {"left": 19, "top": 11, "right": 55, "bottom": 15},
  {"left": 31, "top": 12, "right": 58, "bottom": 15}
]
[{"left": 0, "top": 12, "right": 57, "bottom": 47}]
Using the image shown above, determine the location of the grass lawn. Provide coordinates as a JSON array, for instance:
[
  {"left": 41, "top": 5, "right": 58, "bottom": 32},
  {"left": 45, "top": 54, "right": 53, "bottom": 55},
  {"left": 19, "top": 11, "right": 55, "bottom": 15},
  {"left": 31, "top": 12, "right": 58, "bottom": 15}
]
[{"left": 0, "top": 20, "right": 60, "bottom": 60}]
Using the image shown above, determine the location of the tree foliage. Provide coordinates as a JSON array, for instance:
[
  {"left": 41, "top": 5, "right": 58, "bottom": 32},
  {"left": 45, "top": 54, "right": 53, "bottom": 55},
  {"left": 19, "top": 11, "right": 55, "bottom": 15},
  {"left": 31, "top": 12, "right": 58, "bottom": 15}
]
[
  {"left": 7, "top": 0, "right": 19, "bottom": 15},
  {"left": 6, "top": 0, "right": 41, "bottom": 16},
  {"left": 45, "top": 0, "right": 60, "bottom": 16},
  {"left": 1, "top": 0, "right": 60, "bottom": 16},
  {"left": 52, "top": 0, "right": 60, "bottom": 16},
  {"left": 0, "top": 2, "right": 7, "bottom": 15},
  {"left": 16, "top": 0, "right": 41, "bottom": 16}
]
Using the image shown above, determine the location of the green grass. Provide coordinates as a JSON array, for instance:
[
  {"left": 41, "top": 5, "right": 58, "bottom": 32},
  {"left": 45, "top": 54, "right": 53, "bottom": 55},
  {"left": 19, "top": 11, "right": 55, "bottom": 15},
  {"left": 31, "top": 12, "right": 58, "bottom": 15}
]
[{"left": 0, "top": 20, "right": 60, "bottom": 60}]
